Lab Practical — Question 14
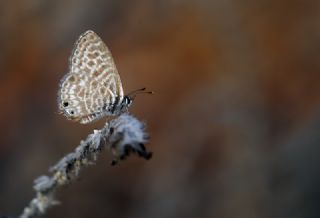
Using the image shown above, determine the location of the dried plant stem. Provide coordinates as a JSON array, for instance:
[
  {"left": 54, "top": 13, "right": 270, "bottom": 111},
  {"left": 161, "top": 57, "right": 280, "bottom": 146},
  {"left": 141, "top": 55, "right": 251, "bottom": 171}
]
[{"left": 19, "top": 113, "right": 152, "bottom": 218}]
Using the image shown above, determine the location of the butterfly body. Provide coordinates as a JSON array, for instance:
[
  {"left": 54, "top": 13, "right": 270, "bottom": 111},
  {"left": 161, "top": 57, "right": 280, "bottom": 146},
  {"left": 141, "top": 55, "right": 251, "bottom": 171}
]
[{"left": 58, "top": 30, "right": 132, "bottom": 124}]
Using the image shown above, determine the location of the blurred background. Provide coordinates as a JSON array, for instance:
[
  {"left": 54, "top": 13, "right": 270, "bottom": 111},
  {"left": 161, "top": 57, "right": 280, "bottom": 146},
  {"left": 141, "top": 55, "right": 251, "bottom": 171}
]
[{"left": 1, "top": 0, "right": 320, "bottom": 217}]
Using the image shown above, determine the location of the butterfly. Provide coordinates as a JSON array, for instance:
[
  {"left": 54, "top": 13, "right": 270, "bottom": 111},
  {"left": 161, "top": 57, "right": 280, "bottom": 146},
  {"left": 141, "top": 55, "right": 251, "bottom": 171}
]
[{"left": 58, "top": 30, "right": 150, "bottom": 124}]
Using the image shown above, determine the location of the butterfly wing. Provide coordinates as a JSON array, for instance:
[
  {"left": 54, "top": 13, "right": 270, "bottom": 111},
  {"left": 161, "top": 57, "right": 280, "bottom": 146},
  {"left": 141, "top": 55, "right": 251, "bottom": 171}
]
[{"left": 58, "top": 30, "right": 124, "bottom": 124}]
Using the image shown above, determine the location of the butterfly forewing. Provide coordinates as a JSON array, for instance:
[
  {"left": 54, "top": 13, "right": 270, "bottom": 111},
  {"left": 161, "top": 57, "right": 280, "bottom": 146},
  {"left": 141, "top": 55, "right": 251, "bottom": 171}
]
[{"left": 58, "top": 30, "right": 124, "bottom": 124}]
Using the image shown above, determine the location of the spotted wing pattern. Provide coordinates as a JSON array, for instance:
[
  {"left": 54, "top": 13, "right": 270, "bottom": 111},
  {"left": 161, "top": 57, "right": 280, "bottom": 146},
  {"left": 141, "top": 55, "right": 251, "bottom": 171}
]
[{"left": 58, "top": 30, "right": 124, "bottom": 124}]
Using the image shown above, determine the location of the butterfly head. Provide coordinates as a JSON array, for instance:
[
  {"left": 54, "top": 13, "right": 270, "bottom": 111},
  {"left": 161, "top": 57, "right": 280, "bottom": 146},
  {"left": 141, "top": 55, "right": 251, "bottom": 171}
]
[
  {"left": 123, "top": 96, "right": 133, "bottom": 108},
  {"left": 120, "top": 88, "right": 153, "bottom": 112}
]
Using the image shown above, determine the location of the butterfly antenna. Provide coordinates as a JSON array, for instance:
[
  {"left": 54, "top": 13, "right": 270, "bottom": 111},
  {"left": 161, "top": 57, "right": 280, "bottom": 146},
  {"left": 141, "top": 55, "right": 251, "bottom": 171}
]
[
  {"left": 127, "top": 87, "right": 146, "bottom": 96},
  {"left": 127, "top": 87, "right": 153, "bottom": 98}
]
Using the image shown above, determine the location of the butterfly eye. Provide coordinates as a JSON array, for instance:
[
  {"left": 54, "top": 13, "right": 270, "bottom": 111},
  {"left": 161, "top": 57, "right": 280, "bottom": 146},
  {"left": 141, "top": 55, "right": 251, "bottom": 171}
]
[
  {"left": 63, "top": 102, "right": 69, "bottom": 107},
  {"left": 125, "top": 97, "right": 131, "bottom": 105},
  {"left": 70, "top": 110, "right": 74, "bottom": 115}
]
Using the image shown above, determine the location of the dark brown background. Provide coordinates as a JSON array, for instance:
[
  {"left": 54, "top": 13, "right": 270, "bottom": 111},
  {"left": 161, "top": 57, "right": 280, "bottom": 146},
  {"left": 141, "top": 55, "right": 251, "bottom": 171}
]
[{"left": 1, "top": 0, "right": 320, "bottom": 217}]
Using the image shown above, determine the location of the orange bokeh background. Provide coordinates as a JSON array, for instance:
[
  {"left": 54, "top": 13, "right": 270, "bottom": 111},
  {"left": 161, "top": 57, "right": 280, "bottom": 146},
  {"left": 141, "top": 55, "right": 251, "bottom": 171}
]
[{"left": 1, "top": 1, "right": 320, "bottom": 217}]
